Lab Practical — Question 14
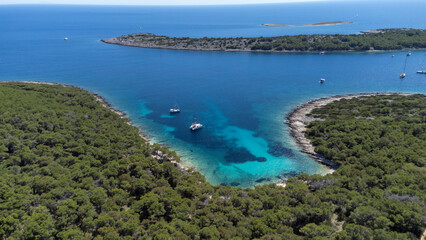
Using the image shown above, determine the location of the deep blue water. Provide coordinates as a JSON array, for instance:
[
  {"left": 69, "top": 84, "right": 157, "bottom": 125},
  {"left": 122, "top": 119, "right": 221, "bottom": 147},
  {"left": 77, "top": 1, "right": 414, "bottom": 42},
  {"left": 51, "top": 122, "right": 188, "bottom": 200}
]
[{"left": 1, "top": 2, "right": 425, "bottom": 187}]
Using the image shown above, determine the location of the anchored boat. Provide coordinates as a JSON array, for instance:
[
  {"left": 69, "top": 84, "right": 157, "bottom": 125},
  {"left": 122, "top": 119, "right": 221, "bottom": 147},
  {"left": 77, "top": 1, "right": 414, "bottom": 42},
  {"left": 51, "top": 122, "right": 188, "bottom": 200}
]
[
  {"left": 400, "top": 55, "right": 408, "bottom": 78},
  {"left": 170, "top": 104, "right": 180, "bottom": 113},
  {"left": 417, "top": 56, "right": 425, "bottom": 74},
  {"left": 319, "top": 78, "right": 326, "bottom": 83},
  {"left": 190, "top": 117, "right": 203, "bottom": 131},
  {"left": 190, "top": 122, "right": 203, "bottom": 131}
]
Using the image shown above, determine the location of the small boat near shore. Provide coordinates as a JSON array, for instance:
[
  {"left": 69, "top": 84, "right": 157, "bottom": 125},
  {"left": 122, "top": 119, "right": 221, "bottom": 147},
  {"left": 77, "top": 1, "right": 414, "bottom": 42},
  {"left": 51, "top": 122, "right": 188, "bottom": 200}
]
[
  {"left": 407, "top": 52, "right": 411, "bottom": 56},
  {"left": 319, "top": 78, "right": 326, "bottom": 84},
  {"left": 400, "top": 73, "right": 406, "bottom": 78}
]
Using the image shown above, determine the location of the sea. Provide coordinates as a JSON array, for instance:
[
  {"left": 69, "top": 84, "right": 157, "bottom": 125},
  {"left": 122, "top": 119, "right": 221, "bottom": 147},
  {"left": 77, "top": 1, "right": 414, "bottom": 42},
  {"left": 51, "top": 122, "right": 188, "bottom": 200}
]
[{"left": 1, "top": 1, "right": 425, "bottom": 188}]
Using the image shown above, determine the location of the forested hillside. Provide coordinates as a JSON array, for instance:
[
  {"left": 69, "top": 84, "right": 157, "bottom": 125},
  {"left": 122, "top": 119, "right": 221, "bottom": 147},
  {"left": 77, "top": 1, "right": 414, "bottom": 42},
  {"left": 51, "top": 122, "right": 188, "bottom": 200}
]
[{"left": 0, "top": 83, "right": 424, "bottom": 239}]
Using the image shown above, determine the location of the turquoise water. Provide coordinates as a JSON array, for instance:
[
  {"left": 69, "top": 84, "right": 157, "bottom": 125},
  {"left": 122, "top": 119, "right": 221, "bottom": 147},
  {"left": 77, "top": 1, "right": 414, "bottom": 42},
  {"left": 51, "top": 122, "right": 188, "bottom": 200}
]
[{"left": 1, "top": 2, "right": 426, "bottom": 187}]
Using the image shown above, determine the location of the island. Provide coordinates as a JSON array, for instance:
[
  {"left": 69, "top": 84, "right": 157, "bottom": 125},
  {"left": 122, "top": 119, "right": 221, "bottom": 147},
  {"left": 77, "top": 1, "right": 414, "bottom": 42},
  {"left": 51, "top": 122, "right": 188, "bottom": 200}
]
[
  {"left": 262, "top": 21, "right": 352, "bottom": 27},
  {"left": 0, "top": 82, "right": 424, "bottom": 239},
  {"left": 102, "top": 28, "right": 426, "bottom": 53}
]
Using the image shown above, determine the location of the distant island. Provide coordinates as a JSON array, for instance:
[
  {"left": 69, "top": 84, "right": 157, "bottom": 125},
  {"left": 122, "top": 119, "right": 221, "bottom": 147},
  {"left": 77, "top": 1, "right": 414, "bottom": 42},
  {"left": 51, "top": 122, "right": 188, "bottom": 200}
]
[
  {"left": 102, "top": 28, "right": 426, "bottom": 53},
  {"left": 263, "top": 21, "right": 352, "bottom": 27}
]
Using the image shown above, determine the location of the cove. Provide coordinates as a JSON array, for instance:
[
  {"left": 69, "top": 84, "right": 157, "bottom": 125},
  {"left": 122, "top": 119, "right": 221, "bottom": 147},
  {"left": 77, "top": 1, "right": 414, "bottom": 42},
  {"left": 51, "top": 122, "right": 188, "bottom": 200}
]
[{"left": 0, "top": 2, "right": 425, "bottom": 187}]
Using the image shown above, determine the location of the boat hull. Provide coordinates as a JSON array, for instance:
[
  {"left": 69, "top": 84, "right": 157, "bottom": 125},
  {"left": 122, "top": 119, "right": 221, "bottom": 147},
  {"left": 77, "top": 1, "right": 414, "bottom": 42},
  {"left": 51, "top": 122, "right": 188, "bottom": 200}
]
[{"left": 190, "top": 123, "right": 203, "bottom": 131}]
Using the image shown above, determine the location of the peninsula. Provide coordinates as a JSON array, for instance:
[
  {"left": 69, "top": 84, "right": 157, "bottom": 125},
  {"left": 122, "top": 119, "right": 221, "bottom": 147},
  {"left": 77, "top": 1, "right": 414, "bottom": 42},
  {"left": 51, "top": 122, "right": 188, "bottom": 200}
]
[
  {"left": 263, "top": 21, "right": 352, "bottom": 27},
  {"left": 286, "top": 93, "right": 412, "bottom": 169},
  {"left": 102, "top": 28, "right": 426, "bottom": 53}
]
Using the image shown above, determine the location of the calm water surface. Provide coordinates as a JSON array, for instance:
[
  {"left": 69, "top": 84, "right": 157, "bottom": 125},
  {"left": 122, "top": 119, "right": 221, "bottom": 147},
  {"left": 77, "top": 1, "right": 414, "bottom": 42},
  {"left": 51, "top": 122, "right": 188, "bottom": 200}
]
[{"left": 1, "top": 1, "right": 425, "bottom": 187}]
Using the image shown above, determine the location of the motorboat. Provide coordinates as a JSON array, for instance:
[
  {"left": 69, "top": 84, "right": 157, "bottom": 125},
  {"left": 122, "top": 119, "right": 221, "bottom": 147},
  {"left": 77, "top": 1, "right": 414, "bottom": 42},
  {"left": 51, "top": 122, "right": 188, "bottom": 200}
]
[
  {"left": 190, "top": 122, "right": 203, "bottom": 131},
  {"left": 319, "top": 78, "right": 326, "bottom": 83},
  {"left": 400, "top": 73, "right": 406, "bottom": 78}
]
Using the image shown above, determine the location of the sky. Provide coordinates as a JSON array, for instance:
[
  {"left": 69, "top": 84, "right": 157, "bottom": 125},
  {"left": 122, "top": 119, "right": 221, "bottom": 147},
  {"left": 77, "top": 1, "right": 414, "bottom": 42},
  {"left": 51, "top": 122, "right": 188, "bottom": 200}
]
[{"left": 1, "top": 0, "right": 327, "bottom": 5}]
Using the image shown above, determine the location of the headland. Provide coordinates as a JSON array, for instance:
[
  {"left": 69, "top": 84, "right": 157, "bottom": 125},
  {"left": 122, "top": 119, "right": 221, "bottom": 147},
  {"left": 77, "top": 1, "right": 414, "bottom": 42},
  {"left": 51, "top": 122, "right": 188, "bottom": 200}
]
[{"left": 286, "top": 93, "right": 413, "bottom": 170}]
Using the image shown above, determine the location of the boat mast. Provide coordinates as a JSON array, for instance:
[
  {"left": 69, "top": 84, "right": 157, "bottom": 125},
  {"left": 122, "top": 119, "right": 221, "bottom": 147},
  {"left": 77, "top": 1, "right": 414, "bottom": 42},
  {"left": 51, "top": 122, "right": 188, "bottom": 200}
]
[{"left": 403, "top": 55, "right": 408, "bottom": 73}]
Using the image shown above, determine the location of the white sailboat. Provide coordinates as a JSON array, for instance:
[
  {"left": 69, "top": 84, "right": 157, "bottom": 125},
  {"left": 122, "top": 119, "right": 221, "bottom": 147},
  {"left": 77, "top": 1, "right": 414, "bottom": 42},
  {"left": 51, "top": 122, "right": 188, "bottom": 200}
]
[
  {"left": 400, "top": 55, "right": 408, "bottom": 78},
  {"left": 169, "top": 104, "right": 180, "bottom": 113},
  {"left": 417, "top": 57, "right": 425, "bottom": 74}
]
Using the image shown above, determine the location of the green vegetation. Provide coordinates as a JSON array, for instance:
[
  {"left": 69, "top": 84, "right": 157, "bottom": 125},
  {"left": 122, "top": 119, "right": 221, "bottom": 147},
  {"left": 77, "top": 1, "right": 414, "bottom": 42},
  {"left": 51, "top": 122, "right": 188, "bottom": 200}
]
[
  {"left": 102, "top": 28, "right": 426, "bottom": 52},
  {"left": 0, "top": 83, "right": 424, "bottom": 239}
]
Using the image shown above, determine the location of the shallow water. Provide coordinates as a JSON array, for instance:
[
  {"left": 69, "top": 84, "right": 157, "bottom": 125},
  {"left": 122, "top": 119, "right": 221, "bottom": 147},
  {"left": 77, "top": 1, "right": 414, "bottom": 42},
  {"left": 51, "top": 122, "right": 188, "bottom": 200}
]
[{"left": 1, "top": 2, "right": 425, "bottom": 187}]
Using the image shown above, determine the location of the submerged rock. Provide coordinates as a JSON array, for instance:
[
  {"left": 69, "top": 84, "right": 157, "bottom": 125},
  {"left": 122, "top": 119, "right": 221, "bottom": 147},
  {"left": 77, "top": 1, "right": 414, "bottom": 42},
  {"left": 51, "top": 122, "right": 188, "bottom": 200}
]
[
  {"left": 267, "top": 141, "right": 295, "bottom": 158},
  {"left": 225, "top": 148, "right": 267, "bottom": 163},
  {"left": 255, "top": 177, "right": 271, "bottom": 183},
  {"left": 230, "top": 182, "right": 240, "bottom": 187},
  {"left": 220, "top": 182, "right": 240, "bottom": 187},
  {"left": 277, "top": 171, "right": 299, "bottom": 180}
]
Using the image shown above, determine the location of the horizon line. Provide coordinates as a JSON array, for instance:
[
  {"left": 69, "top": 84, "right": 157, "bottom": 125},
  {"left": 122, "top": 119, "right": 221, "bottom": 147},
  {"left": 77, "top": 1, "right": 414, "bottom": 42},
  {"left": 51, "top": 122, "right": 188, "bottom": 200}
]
[{"left": 0, "top": 0, "right": 329, "bottom": 6}]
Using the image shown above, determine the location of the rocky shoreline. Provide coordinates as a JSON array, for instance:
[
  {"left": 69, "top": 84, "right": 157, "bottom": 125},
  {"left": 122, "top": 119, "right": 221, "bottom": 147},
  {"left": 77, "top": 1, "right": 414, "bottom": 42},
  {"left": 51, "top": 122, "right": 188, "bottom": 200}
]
[
  {"left": 101, "top": 37, "right": 423, "bottom": 54},
  {"left": 286, "top": 93, "right": 413, "bottom": 171},
  {"left": 101, "top": 28, "right": 426, "bottom": 53}
]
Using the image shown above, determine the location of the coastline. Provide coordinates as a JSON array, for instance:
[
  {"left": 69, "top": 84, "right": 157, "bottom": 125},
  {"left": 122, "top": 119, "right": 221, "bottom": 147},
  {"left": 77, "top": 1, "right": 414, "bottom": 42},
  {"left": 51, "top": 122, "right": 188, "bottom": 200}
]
[
  {"left": 285, "top": 93, "right": 413, "bottom": 172},
  {"left": 101, "top": 29, "right": 426, "bottom": 54},
  {"left": 101, "top": 38, "right": 425, "bottom": 54},
  {"left": 0, "top": 81, "right": 192, "bottom": 173},
  {"left": 3, "top": 82, "right": 419, "bottom": 188}
]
